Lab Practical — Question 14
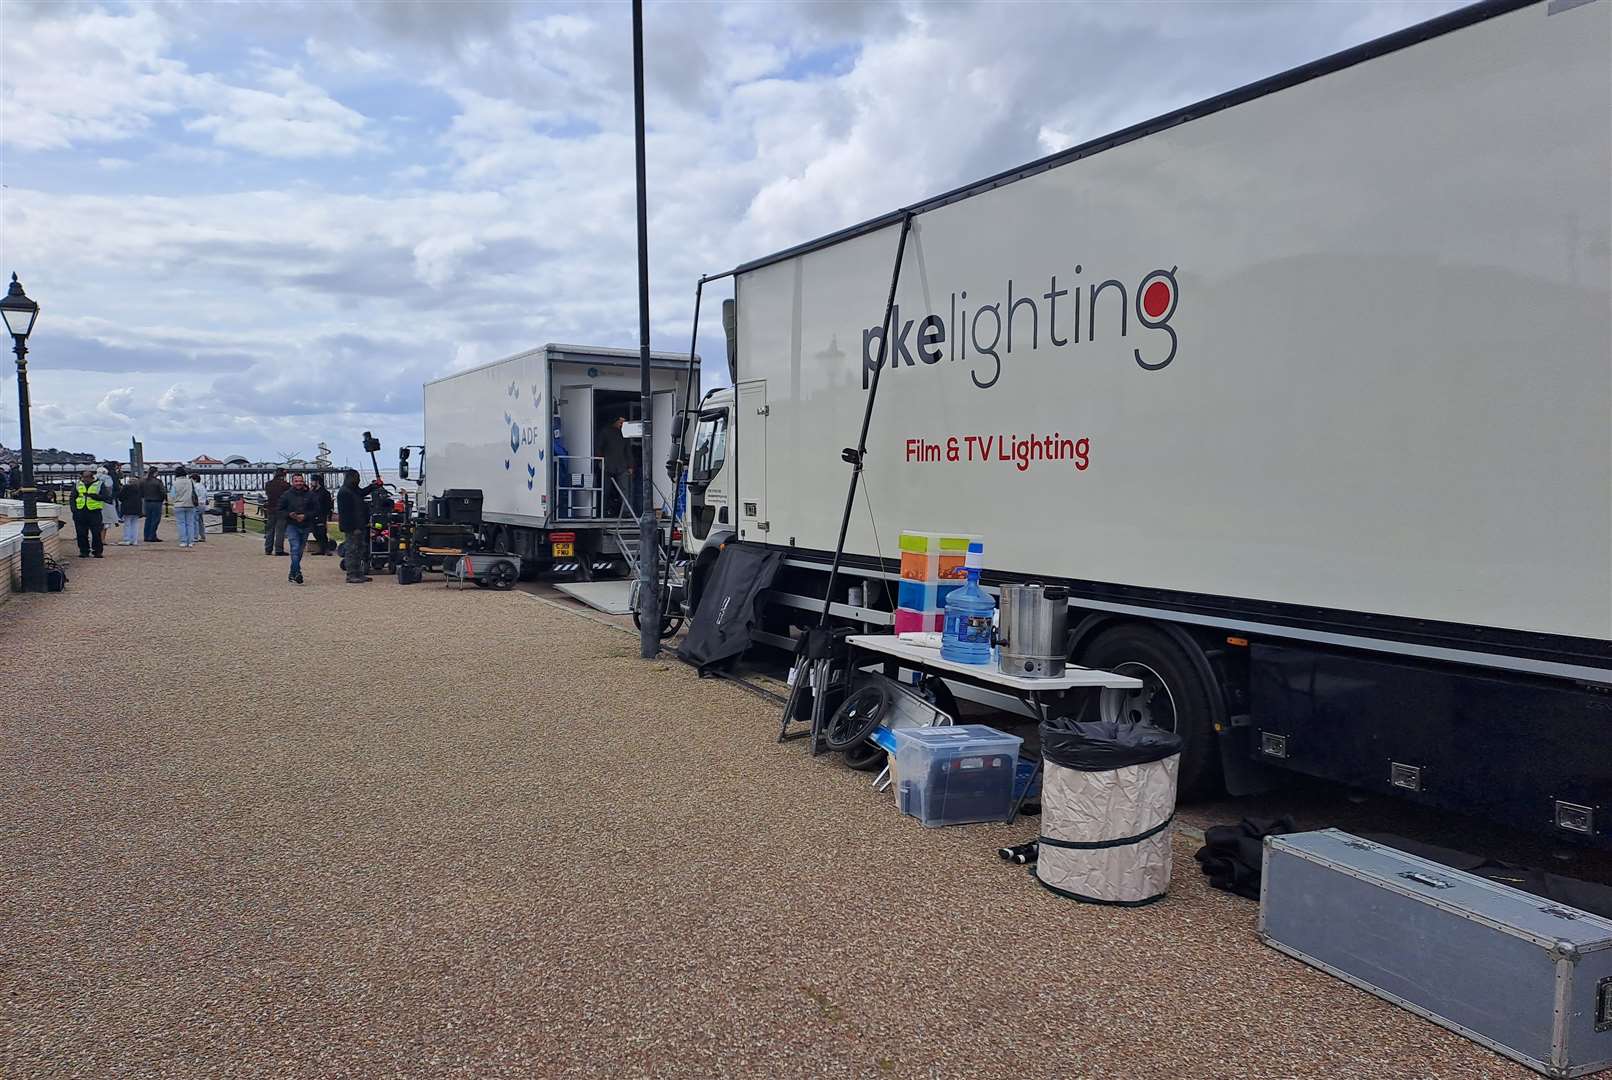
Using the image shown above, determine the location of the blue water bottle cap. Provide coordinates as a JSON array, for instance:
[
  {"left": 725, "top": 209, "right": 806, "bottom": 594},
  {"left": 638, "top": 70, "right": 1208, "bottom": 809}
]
[{"left": 965, "top": 541, "right": 983, "bottom": 570}]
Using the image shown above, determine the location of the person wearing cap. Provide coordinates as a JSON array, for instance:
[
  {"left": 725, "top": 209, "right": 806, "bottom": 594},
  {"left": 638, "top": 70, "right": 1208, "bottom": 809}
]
[
  {"left": 278, "top": 473, "right": 318, "bottom": 585},
  {"left": 71, "top": 468, "right": 106, "bottom": 558}
]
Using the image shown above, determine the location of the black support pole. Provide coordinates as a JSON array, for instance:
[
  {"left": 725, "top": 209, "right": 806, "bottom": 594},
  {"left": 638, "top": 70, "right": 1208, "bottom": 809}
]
[
  {"left": 632, "top": 0, "right": 660, "bottom": 658},
  {"left": 658, "top": 276, "right": 705, "bottom": 610},
  {"left": 818, "top": 211, "right": 914, "bottom": 627}
]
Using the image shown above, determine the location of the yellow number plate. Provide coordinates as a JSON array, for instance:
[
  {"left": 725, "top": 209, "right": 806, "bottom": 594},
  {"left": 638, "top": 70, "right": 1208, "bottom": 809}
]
[{"left": 552, "top": 542, "right": 574, "bottom": 557}]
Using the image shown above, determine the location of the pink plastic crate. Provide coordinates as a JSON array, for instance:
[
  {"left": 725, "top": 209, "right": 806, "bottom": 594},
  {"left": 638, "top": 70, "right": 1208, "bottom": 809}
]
[{"left": 893, "top": 608, "right": 944, "bottom": 634}]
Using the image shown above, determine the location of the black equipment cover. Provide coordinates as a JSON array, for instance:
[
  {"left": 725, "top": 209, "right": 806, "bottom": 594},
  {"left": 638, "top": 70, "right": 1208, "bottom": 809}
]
[
  {"left": 1040, "top": 715, "right": 1183, "bottom": 772},
  {"left": 1194, "top": 816, "right": 1296, "bottom": 899},
  {"left": 676, "top": 543, "right": 784, "bottom": 673}
]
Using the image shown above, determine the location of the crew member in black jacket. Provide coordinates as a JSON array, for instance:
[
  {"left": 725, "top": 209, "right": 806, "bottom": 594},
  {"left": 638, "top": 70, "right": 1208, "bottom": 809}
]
[
  {"left": 310, "top": 475, "right": 335, "bottom": 555},
  {"left": 277, "top": 473, "right": 320, "bottom": 586},
  {"left": 337, "top": 470, "right": 372, "bottom": 583}
]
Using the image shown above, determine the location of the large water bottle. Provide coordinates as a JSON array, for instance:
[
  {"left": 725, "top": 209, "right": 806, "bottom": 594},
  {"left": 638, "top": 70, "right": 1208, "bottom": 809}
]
[{"left": 941, "top": 541, "right": 994, "bottom": 665}]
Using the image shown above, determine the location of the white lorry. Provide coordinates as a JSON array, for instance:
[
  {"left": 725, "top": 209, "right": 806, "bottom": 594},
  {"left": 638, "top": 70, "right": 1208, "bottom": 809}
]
[
  {"left": 423, "top": 343, "right": 698, "bottom": 578},
  {"left": 679, "top": 0, "right": 1612, "bottom": 839}
]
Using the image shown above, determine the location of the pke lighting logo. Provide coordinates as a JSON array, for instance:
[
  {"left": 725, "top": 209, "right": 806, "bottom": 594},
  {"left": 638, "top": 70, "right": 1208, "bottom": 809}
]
[{"left": 862, "top": 265, "right": 1179, "bottom": 390}]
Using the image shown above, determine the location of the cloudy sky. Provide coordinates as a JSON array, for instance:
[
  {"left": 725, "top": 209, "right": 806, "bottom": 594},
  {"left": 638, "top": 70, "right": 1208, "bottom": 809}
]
[{"left": 0, "top": 0, "right": 1461, "bottom": 465}]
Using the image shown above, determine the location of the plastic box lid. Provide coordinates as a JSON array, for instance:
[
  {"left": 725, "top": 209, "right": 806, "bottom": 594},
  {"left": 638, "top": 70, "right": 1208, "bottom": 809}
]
[{"left": 892, "top": 724, "right": 1022, "bottom": 758}]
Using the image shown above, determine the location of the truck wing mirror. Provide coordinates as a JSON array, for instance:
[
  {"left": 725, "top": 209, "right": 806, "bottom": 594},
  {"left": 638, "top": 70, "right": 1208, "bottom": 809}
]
[{"left": 398, "top": 447, "right": 410, "bottom": 480}]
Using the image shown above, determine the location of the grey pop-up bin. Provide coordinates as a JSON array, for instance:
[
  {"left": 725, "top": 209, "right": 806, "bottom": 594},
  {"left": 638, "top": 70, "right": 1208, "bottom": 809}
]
[{"left": 1034, "top": 715, "right": 1183, "bottom": 906}]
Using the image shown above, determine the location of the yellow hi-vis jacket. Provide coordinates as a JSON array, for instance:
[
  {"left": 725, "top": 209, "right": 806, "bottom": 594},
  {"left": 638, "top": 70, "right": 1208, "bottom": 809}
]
[{"left": 74, "top": 481, "right": 105, "bottom": 512}]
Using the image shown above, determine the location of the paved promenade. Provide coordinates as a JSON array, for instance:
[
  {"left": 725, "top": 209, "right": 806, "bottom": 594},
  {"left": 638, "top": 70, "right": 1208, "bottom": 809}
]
[{"left": 1, "top": 532, "right": 1523, "bottom": 1078}]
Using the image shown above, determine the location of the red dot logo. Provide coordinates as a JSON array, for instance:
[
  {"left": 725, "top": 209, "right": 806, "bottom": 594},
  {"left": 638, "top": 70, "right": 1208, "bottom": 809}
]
[{"left": 1142, "top": 280, "right": 1172, "bottom": 319}]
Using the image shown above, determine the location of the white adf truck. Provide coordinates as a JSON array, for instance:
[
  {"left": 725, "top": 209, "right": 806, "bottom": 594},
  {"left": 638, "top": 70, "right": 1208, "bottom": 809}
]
[
  {"left": 423, "top": 343, "right": 698, "bottom": 577},
  {"left": 680, "top": 0, "right": 1612, "bottom": 839}
]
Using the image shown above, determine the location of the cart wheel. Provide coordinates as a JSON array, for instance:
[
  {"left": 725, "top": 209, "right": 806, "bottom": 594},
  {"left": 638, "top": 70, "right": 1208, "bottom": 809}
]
[
  {"left": 842, "top": 739, "right": 886, "bottom": 772},
  {"left": 489, "top": 560, "right": 518, "bottom": 590},
  {"left": 822, "top": 680, "right": 890, "bottom": 752},
  {"left": 631, "top": 586, "right": 684, "bottom": 639}
]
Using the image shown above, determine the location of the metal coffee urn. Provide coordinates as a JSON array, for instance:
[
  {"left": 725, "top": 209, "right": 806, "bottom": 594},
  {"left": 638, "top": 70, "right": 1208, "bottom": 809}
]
[{"left": 996, "top": 584, "right": 1069, "bottom": 677}]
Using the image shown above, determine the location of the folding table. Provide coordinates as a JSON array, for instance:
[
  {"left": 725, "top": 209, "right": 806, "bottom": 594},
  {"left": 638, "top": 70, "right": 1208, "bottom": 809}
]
[{"left": 843, "top": 634, "right": 1143, "bottom": 823}]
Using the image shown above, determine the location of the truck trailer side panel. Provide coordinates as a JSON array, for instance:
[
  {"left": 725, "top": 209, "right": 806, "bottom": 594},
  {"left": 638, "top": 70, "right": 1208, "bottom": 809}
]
[
  {"left": 424, "top": 347, "right": 698, "bottom": 530},
  {"left": 733, "top": 0, "right": 1611, "bottom": 647},
  {"left": 424, "top": 349, "right": 553, "bottom": 527}
]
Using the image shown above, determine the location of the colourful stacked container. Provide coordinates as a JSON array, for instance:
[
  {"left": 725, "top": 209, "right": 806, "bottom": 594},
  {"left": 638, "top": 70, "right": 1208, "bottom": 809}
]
[{"left": 894, "top": 531, "right": 980, "bottom": 634}]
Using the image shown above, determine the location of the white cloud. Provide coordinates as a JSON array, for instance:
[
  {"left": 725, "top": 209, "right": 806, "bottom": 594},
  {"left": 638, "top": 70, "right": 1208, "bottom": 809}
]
[
  {"left": 185, "top": 67, "right": 371, "bottom": 158},
  {"left": 0, "top": 6, "right": 187, "bottom": 149},
  {"left": 0, "top": 0, "right": 1470, "bottom": 461},
  {"left": 2, "top": 7, "right": 370, "bottom": 160}
]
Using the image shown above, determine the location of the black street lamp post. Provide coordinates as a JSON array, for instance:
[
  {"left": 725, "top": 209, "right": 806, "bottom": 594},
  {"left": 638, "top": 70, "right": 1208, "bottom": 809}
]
[{"left": 2, "top": 273, "right": 45, "bottom": 593}]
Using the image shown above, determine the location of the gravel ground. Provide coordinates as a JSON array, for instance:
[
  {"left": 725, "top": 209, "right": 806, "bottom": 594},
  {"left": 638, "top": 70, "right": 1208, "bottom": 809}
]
[{"left": 2, "top": 532, "right": 1528, "bottom": 1079}]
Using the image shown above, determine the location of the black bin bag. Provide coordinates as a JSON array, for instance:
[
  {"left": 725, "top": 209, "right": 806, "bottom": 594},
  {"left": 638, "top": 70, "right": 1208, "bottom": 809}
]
[
  {"left": 1040, "top": 715, "right": 1183, "bottom": 771},
  {"left": 1034, "top": 715, "right": 1184, "bottom": 906}
]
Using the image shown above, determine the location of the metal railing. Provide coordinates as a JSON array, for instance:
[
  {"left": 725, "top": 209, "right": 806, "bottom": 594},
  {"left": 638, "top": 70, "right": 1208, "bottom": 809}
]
[
  {"left": 553, "top": 455, "right": 604, "bottom": 521},
  {"left": 24, "top": 463, "right": 350, "bottom": 504}
]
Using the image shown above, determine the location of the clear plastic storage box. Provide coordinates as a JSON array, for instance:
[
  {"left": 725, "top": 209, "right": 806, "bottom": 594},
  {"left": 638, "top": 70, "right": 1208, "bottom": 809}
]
[{"left": 891, "top": 725, "right": 1023, "bottom": 827}]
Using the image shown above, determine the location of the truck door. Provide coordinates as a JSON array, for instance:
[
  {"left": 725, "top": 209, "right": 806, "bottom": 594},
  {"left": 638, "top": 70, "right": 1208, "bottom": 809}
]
[
  {"left": 736, "top": 379, "right": 767, "bottom": 541},
  {"left": 558, "top": 383, "right": 595, "bottom": 519}
]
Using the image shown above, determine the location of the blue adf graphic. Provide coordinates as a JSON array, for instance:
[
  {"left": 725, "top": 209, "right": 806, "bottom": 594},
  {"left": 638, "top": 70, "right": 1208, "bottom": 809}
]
[{"left": 501, "top": 384, "right": 546, "bottom": 494}]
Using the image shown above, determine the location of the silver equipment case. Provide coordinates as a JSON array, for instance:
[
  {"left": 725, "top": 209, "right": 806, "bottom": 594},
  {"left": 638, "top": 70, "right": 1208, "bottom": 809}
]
[{"left": 1260, "top": 829, "right": 1612, "bottom": 1077}]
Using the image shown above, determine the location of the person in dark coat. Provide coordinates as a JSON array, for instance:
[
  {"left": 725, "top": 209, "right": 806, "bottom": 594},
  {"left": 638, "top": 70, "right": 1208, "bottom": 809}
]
[
  {"left": 310, "top": 475, "right": 335, "bottom": 555},
  {"left": 337, "top": 469, "right": 371, "bottom": 583},
  {"left": 140, "top": 467, "right": 166, "bottom": 542},
  {"left": 599, "top": 415, "right": 636, "bottom": 517},
  {"left": 262, "top": 468, "right": 290, "bottom": 556},
  {"left": 116, "top": 476, "right": 144, "bottom": 545}
]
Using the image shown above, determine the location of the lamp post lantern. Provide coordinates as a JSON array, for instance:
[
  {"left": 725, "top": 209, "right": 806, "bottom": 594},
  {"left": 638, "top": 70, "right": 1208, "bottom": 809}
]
[{"left": 2, "top": 273, "right": 45, "bottom": 593}]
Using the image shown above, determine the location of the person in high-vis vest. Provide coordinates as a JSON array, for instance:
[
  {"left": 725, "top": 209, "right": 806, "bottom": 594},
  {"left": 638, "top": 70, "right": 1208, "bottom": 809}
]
[{"left": 73, "top": 468, "right": 106, "bottom": 558}]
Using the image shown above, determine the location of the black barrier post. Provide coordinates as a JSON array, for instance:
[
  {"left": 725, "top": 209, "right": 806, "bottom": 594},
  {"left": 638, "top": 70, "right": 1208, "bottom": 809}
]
[{"left": 631, "top": 0, "right": 660, "bottom": 659}]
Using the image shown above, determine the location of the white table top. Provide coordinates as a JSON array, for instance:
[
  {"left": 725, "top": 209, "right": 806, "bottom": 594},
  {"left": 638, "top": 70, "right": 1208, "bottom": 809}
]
[{"left": 846, "top": 634, "right": 1142, "bottom": 691}]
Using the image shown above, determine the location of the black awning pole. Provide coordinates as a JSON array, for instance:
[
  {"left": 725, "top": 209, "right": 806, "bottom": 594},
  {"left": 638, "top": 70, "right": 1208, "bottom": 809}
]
[
  {"left": 817, "top": 210, "right": 914, "bottom": 629},
  {"left": 659, "top": 277, "right": 705, "bottom": 604}
]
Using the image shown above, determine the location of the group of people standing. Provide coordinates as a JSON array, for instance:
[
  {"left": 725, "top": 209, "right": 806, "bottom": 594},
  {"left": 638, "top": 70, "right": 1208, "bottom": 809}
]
[
  {"left": 61, "top": 461, "right": 386, "bottom": 587},
  {"left": 71, "top": 464, "right": 212, "bottom": 558},
  {"left": 262, "top": 467, "right": 381, "bottom": 586}
]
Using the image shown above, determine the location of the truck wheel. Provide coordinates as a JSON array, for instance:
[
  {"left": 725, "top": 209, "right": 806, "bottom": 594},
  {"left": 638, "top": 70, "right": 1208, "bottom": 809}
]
[{"left": 1077, "top": 624, "right": 1221, "bottom": 799}]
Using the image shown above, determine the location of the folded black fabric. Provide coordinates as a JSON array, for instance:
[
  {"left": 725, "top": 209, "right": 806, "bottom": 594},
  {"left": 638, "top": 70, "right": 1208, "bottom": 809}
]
[{"left": 1194, "top": 816, "right": 1297, "bottom": 899}]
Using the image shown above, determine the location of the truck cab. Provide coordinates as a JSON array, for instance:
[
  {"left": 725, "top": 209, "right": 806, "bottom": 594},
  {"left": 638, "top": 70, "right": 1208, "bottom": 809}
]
[{"left": 680, "top": 387, "right": 735, "bottom": 567}]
